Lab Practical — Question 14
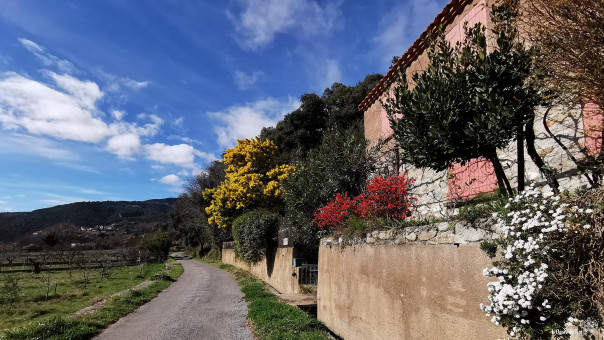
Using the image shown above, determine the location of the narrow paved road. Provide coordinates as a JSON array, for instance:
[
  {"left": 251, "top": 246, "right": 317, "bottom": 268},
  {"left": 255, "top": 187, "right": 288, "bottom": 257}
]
[{"left": 94, "top": 258, "right": 252, "bottom": 340}]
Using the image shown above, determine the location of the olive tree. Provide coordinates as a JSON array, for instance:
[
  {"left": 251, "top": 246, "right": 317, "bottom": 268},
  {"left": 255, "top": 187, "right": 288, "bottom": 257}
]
[{"left": 384, "top": 4, "right": 558, "bottom": 195}]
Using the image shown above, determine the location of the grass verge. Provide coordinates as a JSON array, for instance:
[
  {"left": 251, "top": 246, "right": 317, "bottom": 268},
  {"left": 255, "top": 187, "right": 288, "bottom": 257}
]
[
  {"left": 0, "top": 260, "right": 183, "bottom": 340},
  {"left": 195, "top": 257, "right": 330, "bottom": 340}
]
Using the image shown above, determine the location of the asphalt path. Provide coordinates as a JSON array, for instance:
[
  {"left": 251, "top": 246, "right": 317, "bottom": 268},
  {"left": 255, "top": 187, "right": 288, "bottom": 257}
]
[{"left": 94, "top": 257, "right": 252, "bottom": 340}]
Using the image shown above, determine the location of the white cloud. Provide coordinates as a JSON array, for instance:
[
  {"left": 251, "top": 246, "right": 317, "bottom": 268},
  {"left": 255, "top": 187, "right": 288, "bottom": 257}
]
[
  {"left": 208, "top": 97, "right": 300, "bottom": 148},
  {"left": 0, "top": 132, "right": 74, "bottom": 160},
  {"left": 18, "top": 38, "right": 76, "bottom": 74},
  {"left": 49, "top": 72, "right": 103, "bottom": 110},
  {"left": 372, "top": 0, "right": 442, "bottom": 65},
  {"left": 106, "top": 133, "right": 141, "bottom": 159},
  {"left": 0, "top": 73, "right": 109, "bottom": 143},
  {"left": 228, "top": 0, "right": 343, "bottom": 50},
  {"left": 0, "top": 71, "right": 207, "bottom": 170},
  {"left": 144, "top": 143, "right": 197, "bottom": 168},
  {"left": 233, "top": 70, "right": 263, "bottom": 90},
  {"left": 159, "top": 174, "right": 184, "bottom": 186},
  {"left": 108, "top": 114, "right": 163, "bottom": 138}
]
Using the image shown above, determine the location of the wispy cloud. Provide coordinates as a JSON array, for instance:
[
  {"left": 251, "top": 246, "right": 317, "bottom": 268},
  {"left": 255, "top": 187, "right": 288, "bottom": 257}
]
[
  {"left": 0, "top": 132, "right": 75, "bottom": 160},
  {"left": 228, "top": 0, "right": 343, "bottom": 50},
  {"left": 233, "top": 70, "right": 263, "bottom": 90},
  {"left": 40, "top": 192, "right": 87, "bottom": 206},
  {"left": 315, "top": 59, "right": 341, "bottom": 91},
  {"left": 97, "top": 69, "right": 149, "bottom": 92},
  {"left": 372, "top": 0, "right": 442, "bottom": 65},
  {"left": 208, "top": 97, "right": 300, "bottom": 148},
  {"left": 171, "top": 117, "right": 184, "bottom": 127},
  {"left": 55, "top": 162, "right": 101, "bottom": 174},
  {"left": 18, "top": 38, "right": 76, "bottom": 74},
  {"left": 64, "top": 186, "right": 111, "bottom": 196}
]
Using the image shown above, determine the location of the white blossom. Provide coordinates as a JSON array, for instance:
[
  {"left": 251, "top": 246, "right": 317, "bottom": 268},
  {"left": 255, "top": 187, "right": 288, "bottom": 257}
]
[{"left": 481, "top": 186, "right": 569, "bottom": 335}]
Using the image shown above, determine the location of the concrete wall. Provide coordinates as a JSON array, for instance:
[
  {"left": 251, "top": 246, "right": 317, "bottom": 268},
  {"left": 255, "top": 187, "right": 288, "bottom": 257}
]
[
  {"left": 317, "top": 233, "right": 507, "bottom": 340},
  {"left": 222, "top": 246, "right": 300, "bottom": 294}
]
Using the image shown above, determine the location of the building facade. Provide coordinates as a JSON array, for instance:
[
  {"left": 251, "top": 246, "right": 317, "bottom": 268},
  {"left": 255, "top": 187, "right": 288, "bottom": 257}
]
[{"left": 361, "top": 0, "right": 602, "bottom": 217}]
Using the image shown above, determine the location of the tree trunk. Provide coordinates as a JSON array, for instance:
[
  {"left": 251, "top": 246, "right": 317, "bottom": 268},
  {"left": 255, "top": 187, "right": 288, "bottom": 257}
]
[
  {"left": 525, "top": 116, "right": 560, "bottom": 193},
  {"left": 517, "top": 125, "right": 525, "bottom": 192},
  {"left": 487, "top": 150, "right": 513, "bottom": 196},
  {"left": 542, "top": 107, "right": 596, "bottom": 187}
]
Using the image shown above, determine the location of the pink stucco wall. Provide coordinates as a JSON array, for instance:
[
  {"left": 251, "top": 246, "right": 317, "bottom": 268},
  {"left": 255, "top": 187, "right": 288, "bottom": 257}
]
[
  {"left": 582, "top": 102, "right": 603, "bottom": 156},
  {"left": 444, "top": 0, "right": 488, "bottom": 46},
  {"left": 444, "top": 1, "right": 496, "bottom": 200},
  {"left": 447, "top": 158, "right": 498, "bottom": 200}
]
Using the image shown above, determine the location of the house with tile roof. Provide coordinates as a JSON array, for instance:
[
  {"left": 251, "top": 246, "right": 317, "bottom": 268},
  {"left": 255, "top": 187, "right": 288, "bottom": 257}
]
[{"left": 361, "top": 0, "right": 602, "bottom": 217}]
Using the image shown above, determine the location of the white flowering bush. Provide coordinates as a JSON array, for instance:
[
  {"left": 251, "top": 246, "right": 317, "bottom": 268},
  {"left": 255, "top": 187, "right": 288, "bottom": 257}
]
[{"left": 481, "top": 185, "right": 602, "bottom": 339}]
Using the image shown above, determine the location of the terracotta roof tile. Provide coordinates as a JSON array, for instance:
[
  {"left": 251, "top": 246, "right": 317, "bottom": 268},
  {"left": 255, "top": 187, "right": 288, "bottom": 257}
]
[{"left": 359, "top": 0, "right": 474, "bottom": 111}]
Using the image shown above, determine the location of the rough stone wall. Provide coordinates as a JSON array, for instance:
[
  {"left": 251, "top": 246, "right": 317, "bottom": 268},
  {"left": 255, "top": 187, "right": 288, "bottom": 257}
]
[
  {"left": 498, "top": 105, "right": 590, "bottom": 192},
  {"left": 324, "top": 218, "right": 499, "bottom": 247},
  {"left": 317, "top": 225, "right": 507, "bottom": 340},
  {"left": 222, "top": 246, "right": 300, "bottom": 294}
]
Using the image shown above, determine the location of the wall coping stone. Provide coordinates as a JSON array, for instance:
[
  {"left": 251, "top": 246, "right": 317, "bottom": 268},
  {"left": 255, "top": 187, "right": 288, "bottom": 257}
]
[{"left": 321, "top": 218, "right": 501, "bottom": 247}]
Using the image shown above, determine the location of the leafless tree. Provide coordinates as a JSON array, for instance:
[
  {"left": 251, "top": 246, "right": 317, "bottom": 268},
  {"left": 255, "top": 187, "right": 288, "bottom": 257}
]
[
  {"left": 75, "top": 251, "right": 94, "bottom": 288},
  {"left": 35, "top": 271, "right": 52, "bottom": 300},
  {"left": 517, "top": 0, "right": 604, "bottom": 105},
  {"left": 514, "top": 0, "right": 604, "bottom": 184}
]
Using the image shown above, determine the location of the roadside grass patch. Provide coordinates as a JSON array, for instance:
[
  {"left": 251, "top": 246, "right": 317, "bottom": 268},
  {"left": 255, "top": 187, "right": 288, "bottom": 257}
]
[
  {"left": 0, "top": 260, "right": 183, "bottom": 340},
  {"left": 196, "top": 258, "right": 330, "bottom": 340}
]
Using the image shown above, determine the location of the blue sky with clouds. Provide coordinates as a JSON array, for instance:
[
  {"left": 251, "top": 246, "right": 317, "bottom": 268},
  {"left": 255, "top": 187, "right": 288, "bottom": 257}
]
[{"left": 0, "top": 0, "right": 448, "bottom": 212}]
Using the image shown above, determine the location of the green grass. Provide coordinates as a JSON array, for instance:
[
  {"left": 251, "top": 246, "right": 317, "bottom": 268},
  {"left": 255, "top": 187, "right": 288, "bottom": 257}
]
[
  {"left": 0, "top": 260, "right": 183, "bottom": 340},
  {"left": 0, "top": 263, "right": 160, "bottom": 330},
  {"left": 196, "top": 258, "right": 330, "bottom": 340}
]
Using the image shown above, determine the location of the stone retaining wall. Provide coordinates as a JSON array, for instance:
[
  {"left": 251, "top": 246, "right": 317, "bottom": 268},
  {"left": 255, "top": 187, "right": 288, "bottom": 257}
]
[
  {"left": 324, "top": 219, "right": 498, "bottom": 248},
  {"left": 317, "top": 221, "right": 507, "bottom": 340}
]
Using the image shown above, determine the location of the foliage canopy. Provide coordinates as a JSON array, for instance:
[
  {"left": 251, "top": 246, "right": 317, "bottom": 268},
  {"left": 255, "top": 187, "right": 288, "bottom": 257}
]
[
  {"left": 232, "top": 209, "right": 280, "bottom": 263},
  {"left": 282, "top": 128, "right": 377, "bottom": 252},
  {"left": 203, "top": 138, "right": 294, "bottom": 229}
]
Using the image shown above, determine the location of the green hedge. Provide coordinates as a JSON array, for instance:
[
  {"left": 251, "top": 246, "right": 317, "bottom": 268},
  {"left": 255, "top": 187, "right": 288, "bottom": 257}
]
[{"left": 232, "top": 210, "right": 279, "bottom": 263}]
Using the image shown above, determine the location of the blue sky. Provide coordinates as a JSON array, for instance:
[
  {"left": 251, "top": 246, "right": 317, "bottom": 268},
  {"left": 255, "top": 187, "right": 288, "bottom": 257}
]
[{"left": 0, "top": 0, "right": 448, "bottom": 212}]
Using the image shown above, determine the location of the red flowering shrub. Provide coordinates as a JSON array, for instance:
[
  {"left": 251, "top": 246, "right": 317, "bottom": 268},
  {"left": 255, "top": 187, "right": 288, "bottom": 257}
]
[
  {"left": 313, "top": 175, "right": 416, "bottom": 232},
  {"left": 364, "top": 175, "right": 414, "bottom": 219},
  {"left": 312, "top": 193, "right": 356, "bottom": 231}
]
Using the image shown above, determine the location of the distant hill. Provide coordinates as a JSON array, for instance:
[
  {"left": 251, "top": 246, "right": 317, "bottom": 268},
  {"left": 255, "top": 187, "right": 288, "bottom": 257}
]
[{"left": 0, "top": 198, "right": 176, "bottom": 242}]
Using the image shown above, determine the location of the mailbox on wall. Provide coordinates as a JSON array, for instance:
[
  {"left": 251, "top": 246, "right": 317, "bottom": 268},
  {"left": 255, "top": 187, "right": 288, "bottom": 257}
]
[{"left": 293, "top": 258, "right": 305, "bottom": 267}]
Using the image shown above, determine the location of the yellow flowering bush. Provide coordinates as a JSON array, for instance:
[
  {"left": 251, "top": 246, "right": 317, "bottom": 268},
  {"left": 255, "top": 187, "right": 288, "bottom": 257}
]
[{"left": 203, "top": 138, "right": 294, "bottom": 229}]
